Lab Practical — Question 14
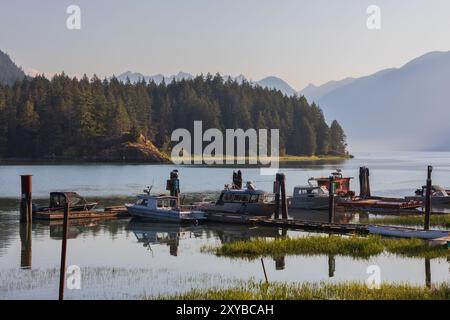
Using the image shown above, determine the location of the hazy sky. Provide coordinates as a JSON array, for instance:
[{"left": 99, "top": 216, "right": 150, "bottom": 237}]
[{"left": 1, "top": 0, "right": 450, "bottom": 90}]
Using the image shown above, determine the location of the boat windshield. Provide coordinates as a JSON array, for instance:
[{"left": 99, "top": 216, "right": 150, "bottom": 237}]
[
  {"left": 157, "top": 199, "right": 177, "bottom": 208},
  {"left": 136, "top": 198, "right": 149, "bottom": 206}
]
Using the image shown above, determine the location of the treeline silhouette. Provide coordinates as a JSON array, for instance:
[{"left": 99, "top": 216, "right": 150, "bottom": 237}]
[{"left": 0, "top": 73, "right": 347, "bottom": 159}]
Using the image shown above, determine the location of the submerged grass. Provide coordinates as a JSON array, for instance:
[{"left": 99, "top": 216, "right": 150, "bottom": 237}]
[
  {"left": 159, "top": 280, "right": 450, "bottom": 300},
  {"left": 370, "top": 214, "right": 450, "bottom": 228},
  {"left": 205, "top": 235, "right": 449, "bottom": 260}
]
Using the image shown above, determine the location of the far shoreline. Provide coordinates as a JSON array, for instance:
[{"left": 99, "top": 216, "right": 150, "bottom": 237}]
[{"left": 0, "top": 154, "right": 353, "bottom": 166}]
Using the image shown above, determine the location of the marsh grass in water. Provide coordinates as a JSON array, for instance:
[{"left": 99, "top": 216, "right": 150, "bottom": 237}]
[
  {"left": 204, "top": 235, "right": 449, "bottom": 259},
  {"left": 370, "top": 214, "right": 450, "bottom": 228},
  {"left": 158, "top": 280, "right": 450, "bottom": 300}
]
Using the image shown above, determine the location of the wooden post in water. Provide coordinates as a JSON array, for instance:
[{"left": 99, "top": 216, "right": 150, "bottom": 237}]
[
  {"left": 277, "top": 173, "right": 288, "bottom": 219},
  {"left": 273, "top": 178, "right": 280, "bottom": 219},
  {"left": 261, "top": 258, "right": 268, "bottom": 283},
  {"left": 359, "top": 167, "right": 371, "bottom": 199},
  {"left": 424, "top": 166, "right": 432, "bottom": 231},
  {"left": 59, "top": 203, "right": 70, "bottom": 300},
  {"left": 328, "top": 176, "right": 335, "bottom": 223},
  {"left": 20, "top": 175, "right": 33, "bottom": 223}
]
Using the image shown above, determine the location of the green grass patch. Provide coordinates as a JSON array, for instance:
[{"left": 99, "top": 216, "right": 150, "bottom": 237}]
[
  {"left": 159, "top": 280, "right": 450, "bottom": 300},
  {"left": 370, "top": 214, "right": 450, "bottom": 228},
  {"left": 204, "top": 235, "right": 449, "bottom": 260}
]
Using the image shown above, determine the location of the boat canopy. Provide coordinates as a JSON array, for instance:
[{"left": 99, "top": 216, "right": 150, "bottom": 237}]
[
  {"left": 134, "top": 194, "right": 179, "bottom": 210},
  {"left": 293, "top": 185, "right": 329, "bottom": 196},
  {"left": 49, "top": 192, "right": 88, "bottom": 207}
]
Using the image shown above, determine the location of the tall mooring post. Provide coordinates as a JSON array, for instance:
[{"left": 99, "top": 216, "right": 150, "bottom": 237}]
[
  {"left": 167, "top": 170, "right": 180, "bottom": 205},
  {"left": 424, "top": 166, "right": 432, "bottom": 231},
  {"left": 328, "top": 175, "right": 335, "bottom": 223},
  {"left": 278, "top": 173, "right": 288, "bottom": 219},
  {"left": 273, "top": 176, "right": 280, "bottom": 219},
  {"left": 359, "top": 167, "right": 371, "bottom": 199},
  {"left": 59, "top": 203, "right": 70, "bottom": 300},
  {"left": 273, "top": 173, "right": 288, "bottom": 219},
  {"left": 20, "top": 175, "right": 33, "bottom": 223}
]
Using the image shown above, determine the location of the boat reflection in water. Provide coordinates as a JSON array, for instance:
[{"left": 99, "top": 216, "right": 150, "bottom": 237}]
[
  {"left": 126, "top": 220, "right": 360, "bottom": 275},
  {"left": 126, "top": 219, "right": 286, "bottom": 268}
]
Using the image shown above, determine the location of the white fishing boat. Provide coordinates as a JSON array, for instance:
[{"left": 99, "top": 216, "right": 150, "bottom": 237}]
[
  {"left": 289, "top": 170, "right": 353, "bottom": 210},
  {"left": 289, "top": 184, "right": 330, "bottom": 210},
  {"left": 126, "top": 194, "right": 206, "bottom": 223},
  {"left": 405, "top": 185, "right": 450, "bottom": 206},
  {"left": 197, "top": 182, "right": 275, "bottom": 217}
]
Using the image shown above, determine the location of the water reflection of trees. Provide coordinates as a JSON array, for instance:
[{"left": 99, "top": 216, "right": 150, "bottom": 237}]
[{"left": 7, "top": 215, "right": 445, "bottom": 287}]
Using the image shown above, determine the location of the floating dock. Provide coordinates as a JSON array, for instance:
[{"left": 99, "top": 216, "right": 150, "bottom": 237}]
[
  {"left": 33, "top": 206, "right": 128, "bottom": 221},
  {"left": 337, "top": 197, "right": 422, "bottom": 213},
  {"left": 205, "top": 212, "right": 449, "bottom": 240}
]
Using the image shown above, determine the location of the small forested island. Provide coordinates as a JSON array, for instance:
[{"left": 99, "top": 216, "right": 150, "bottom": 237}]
[{"left": 0, "top": 71, "right": 348, "bottom": 163}]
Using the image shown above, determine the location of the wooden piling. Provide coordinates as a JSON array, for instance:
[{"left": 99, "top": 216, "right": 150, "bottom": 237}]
[
  {"left": 279, "top": 173, "right": 288, "bottom": 219},
  {"left": 59, "top": 203, "right": 70, "bottom": 300},
  {"left": 273, "top": 179, "right": 280, "bottom": 219},
  {"left": 328, "top": 176, "right": 335, "bottom": 223},
  {"left": 424, "top": 166, "right": 432, "bottom": 231},
  {"left": 359, "top": 167, "right": 371, "bottom": 199},
  {"left": 20, "top": 175, "right": 33, "bottom": 223}
]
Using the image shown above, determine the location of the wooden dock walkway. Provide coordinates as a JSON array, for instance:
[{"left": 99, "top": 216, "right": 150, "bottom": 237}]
[
  {"left": 337, "top": 197, "right": 422, "bottom": 213},
  {"left": 204, "top": 212, "right": 448, "bottom": 240},
  {"left": 205, "top": 212, "right": 368, "bottom": 235}
]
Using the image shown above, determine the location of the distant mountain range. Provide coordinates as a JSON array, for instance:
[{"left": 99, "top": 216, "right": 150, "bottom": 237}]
[
  {"left": 305, "top": 51, "right": 450, "bottom": 151},
  {"left": 3, "top": 47, "right": 450, "bottom": 151},
  {"left": 116, "top": 71, "right": 298, "bottom": 96},
  {"left": 0, "top": 50, "right": 25, "bottom": 86}
]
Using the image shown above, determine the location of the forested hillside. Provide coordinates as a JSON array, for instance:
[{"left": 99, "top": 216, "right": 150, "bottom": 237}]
[
  {"left": 0, "top": 73, "right": 347, "bottom": 160},
  {"left": 0, "top": 50, "right": 25, "bottom": 86}
]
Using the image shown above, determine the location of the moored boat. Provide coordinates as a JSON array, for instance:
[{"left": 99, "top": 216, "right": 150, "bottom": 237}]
[
  {"left": 289, "top": 169, "right": 353, "bottom": 210},
  {"left": 32, "top": 192, "right": 98, "bottom": 213},
  {"left": 405, "top": 185, "right": 450, "bottom": 206},
  {"left": 126, "top": 194, "right": 206, "bottom": 223},
  {"left": 197, "top": 181, "right": 275, "bottom": 217}
]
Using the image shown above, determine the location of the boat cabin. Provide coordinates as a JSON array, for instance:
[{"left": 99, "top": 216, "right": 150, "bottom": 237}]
[
  {"left": 217, "top": 188, "right": 274, "bottom": 205},
  {"left": 50, "top": 192, "right": 88, "bottom": 208},
  {"left": 293, "top": 185, "right": 329, "bottom": 198},
  {"left": 311, "top": 170, "right": 352, "bottom": 197},
  {"left": 415, "top": 185, "right": 450, "bottom": 197},
  {"left": 134, "top": 194, "right": 179, "bottom": 209}
]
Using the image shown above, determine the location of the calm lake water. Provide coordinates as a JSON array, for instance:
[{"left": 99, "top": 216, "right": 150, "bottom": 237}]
[{"left": 0, "top": 152, "right": 449, "bottom": 299}]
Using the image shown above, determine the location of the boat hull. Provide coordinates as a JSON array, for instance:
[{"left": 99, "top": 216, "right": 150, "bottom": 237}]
[
  {"left": 288, "top": 196, "right": 330, "bottom": 210},
  {"left": 126, "top": 205, "right": 205, "bottom": 223},
  {"left": 368, "top": 225, "right": 449, "bottom": 239},
  {"left": 405, "top": 196, "right": 450, "bottom": 206},
  {"left": 199, "top": 202, "right": 274, "bottom": 217}
]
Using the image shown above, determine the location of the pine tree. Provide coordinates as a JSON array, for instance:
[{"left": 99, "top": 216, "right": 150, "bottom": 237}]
[{"left": 330, "top": 120, "right": 347, "bottom": 155}]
